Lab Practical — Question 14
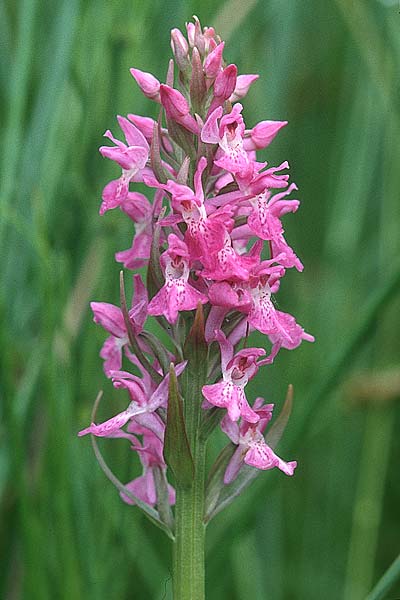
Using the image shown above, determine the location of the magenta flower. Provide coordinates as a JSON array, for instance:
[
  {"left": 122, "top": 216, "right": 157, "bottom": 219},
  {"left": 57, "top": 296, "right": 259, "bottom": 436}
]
[
  {"left": 247, "top": 183, "right": 303, "bottom": 270},
  {"left": 202, "top": 331, "right": 265, "bottom": 423},
  {"left": 114, "top": 191, "right": 154, "bottom": 269},
  {"left": 121, "top": 426, "right": 175, "bottom": 507},
  {"left": 202, "top": 103, "right": 252, "bottom": 178},
  {"left": 221, "top": 398, "right": 297, "bottom": 483},
  {"left": 99, "top": 116, "right": 150, "bottom": 215},
  {"left": 91, "top": 274, "right": 147, "bottom": 375},
  {"left": 147, "top": 234, "right": 208, "bottom": 323}
]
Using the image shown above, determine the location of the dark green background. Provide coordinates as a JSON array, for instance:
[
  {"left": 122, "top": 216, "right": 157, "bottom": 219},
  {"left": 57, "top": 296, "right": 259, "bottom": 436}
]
[{"left": 1, "top": 1, "right": 399, "bottom": 598}]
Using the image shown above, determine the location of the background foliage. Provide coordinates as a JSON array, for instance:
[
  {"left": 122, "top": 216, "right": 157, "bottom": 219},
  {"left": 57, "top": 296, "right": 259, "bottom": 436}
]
[{"left": 1, "top": 1, "right": 399, "bottom": 598}]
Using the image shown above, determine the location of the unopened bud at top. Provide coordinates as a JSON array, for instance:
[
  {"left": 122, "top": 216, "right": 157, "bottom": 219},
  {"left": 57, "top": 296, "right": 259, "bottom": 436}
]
[{"left": 170, "top": 28, "right": 190, "bottom": 73}]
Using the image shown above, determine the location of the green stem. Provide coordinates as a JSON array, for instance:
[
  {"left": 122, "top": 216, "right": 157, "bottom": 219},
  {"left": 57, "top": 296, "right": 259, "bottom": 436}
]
[
  {"left": 172, "top": 307, "right": 208, "bottom": 599},
  {"left": 173, "top": 441, "right": 206, "bottom": 600}
]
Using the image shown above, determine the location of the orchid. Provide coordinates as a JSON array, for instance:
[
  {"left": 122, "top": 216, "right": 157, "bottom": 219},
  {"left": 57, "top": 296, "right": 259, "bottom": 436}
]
[{"left": 80, "top": 17, "right": 314, "bottom": 600}]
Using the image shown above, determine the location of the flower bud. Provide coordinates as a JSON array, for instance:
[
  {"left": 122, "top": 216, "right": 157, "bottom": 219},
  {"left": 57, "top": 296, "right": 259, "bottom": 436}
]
[
  {"left": 245, "top": 120, "right": 288, "bottom": 150},
  {"left": 130, "top": 68, "right": 161, "bottom": 102},
  {"left": 170, "top": 28, "right": 190, "bottom": 73},
  {"left": 204, "top": 42, "right": 224, "bottom": 87},
  {"left": 214, "top": 64, "right": 237, "bottom": 100},
  {"left": 190, "top": 47, "right": 207, "bottom": 114},
  {"left": 160, "top": 84, "right": 198, "bottom": 134},
  {"left": 230, "top": 74, "right": 259, "bottom": 102}
]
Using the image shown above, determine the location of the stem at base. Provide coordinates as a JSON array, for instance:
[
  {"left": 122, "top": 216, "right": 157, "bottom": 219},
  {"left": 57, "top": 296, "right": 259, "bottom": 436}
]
[
  {"left": 173, "top": 440, "right": 206, "bottom": 600},
  {"left": 172, "top": 305, "right": 208, "bottom": 600}
]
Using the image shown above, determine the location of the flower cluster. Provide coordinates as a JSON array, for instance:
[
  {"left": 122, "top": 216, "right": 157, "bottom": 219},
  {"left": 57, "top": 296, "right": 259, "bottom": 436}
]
[{"left": 79, "top": 17, "right": 313, "bottom": 511}]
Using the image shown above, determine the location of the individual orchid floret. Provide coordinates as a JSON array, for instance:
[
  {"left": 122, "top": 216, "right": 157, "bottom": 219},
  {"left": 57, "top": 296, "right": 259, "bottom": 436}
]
[
  {"left": 99, "top": 116, "right": 150, "bottom": 215},
  {"left": 202, "top": 331, "right": 265, "bottom": 423},
  {"left": 201, "top": 233, "right": 261, "bottom": 282},
  {"left": 235, "top": 160, "right": 290, "bottom": 196},
  {"left": 221, "top": 399, "right": 297, "bottom": 484},
  {"left": 157, "top": 157, "right": 230, "bottom": 261},
  {"left": 159, "top": 84, "right": 199, "bottom": 134},
  {"left": 202, "top": 103, "right": 253, "bottom": 179},
  {"left": 91, "top": 274, "right": 147, "bottom": 375},
  {"left": 78, "top": 357, "right": 186, "bottom": 440},
  {"left": 130, "top": 68, "right": 161, "bottom": 102},
  {"left": 244, "top": 119, "right": 288, "bottom": 151},
  {"left": 147, "top": 234, "right": 208, "bottom": 323},
  {"left": 267, "top": 311, "right": 315, "bottom": 360},
  {"left": 247, "top": 270, "right": 313, "bottom": 354},
  {"left": 121, "top": 426, "right": 175, "bottom": 507},
  {"left": 247, "top": 183, "right": 304, "bottom": 271},
  {"left": 115, "top": 192, "right": 153, "bottom": 269},
  {"left": 229, "top": 74, "right": 259, "bottom": 103}
]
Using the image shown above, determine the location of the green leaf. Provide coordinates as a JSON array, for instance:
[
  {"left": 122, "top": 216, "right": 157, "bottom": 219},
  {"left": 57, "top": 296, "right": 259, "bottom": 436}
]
[
  {"left": 366, "top": 553, "right": 400, "bottom": 600},
  {"left": 163, "top": 364, "right": 194, "bottom": 488}
]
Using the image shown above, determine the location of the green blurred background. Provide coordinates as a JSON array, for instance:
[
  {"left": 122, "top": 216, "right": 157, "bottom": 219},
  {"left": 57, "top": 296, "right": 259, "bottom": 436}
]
[{"left": 1, "top": 0, "right": 399, "bottom": 598}]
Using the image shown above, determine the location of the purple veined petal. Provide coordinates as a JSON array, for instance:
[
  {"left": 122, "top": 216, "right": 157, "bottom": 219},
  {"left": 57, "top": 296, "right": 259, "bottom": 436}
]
[
  {"left": 129, "top": 273, "right": 148, "bottom": 331},
  {"left": 204, "top": 41, "right": 225, "bottom": 81},
  {"left": 115, "top": 235, "right": 151, "bottom": 270},
  {"left": 78, "top": 401, "right": 141, "bottom": 438},
  {"left": 119, "top": 191, "right": 151, "bottom": 222},
  {"left": 235, "top": 387, "right": 259, "bottom": 424},
  {"left": 269, "top": 310, "right": 314, "bottom": 350},
  {"left": 244, "top": 437, "right": 297, "bottom": 476},
  {"left": 110, "top": 371, "right": 148, "bottom": 406},
  {"left": 127, "top": 114, "right": 156, "bottom": 141},
  {"left": 147, "top": 360, "right": 188, "bottom": 411},
  {"left": 243, "top": 119, "right": 287, "bottom": 151},
  {"left": 205, "top": 306, "right": 228, "bottom": 342}
]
